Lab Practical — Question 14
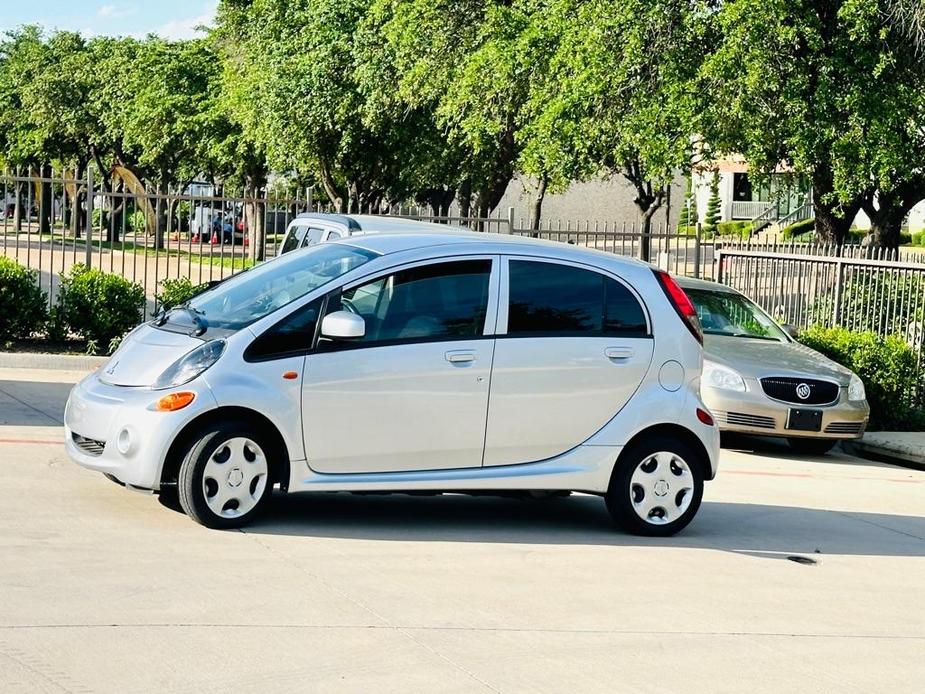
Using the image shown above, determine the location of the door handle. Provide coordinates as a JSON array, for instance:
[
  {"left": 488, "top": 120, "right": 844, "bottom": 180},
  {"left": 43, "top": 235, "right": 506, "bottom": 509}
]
[
  {"left": 445, "top": 350, "right": 476, "bottom": 364},
  {"left": 605, "top": 346, "right": 634, "bottom": 360}
]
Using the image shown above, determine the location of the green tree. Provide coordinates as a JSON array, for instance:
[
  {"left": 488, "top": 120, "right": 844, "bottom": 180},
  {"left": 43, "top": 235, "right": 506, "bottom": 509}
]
[
  {"left": 701, "top": 0, "right": 925, "bottom": 247},
  {"left": 516, "top": 0, "right": 710, "bottom": 258},
  {"left": 215, "top": 0, "right": 416, "bottom": 214}
]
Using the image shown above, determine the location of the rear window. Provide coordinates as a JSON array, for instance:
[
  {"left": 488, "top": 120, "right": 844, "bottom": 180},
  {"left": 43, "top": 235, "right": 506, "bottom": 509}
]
[{"left": 507, "top": 260, "right": 648, "bottom": 336}]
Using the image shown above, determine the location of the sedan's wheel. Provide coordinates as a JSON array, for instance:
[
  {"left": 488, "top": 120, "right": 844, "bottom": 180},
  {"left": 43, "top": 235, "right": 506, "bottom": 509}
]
[
  {"left": 787, "top": 438, "right": 836, "bottom": 456},
  {"left": 178, "top": 423, "right": 274, "bottom": 529},
  {"left": 606, "top": 437, "right": 704, "bottom": 536}
]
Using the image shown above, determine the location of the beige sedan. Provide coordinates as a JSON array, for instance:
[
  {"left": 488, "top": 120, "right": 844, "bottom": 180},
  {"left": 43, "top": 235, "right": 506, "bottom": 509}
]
[{"left": 677, "top": 277, "right": 870, "bottom": 455}]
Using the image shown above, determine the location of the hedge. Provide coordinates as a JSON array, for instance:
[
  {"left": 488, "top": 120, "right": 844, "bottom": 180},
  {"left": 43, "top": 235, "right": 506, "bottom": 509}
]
[
  {"left": 716, "top": 220, "right": 752, "bottom": 239},
  {"left": 55, "top": 264, "right": 145, "bottom": 353},
  {"left": 156, "top": 277, "right": 206, "bottom": 311},
  {"left": 0, "top": 257, "right": 48, "bottom": 343},
  {"left": 780, "top": 218, "right": 814, "bottom": 240},
  {"left": 799, "top": 325, "right": 925, "bottom": 430}
]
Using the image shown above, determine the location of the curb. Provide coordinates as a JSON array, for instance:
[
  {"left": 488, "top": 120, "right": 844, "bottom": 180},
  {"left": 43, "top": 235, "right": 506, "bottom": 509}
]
[
  {"left": 0, "top": 351, "right": 108, "bottom": 371},
  {"left": 843, "top": 437, "right": 925, "bottom": 471}
]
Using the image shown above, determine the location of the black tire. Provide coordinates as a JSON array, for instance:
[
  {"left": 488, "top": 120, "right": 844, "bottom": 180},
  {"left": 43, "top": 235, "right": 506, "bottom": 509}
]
[
  {"left": 787, "top": 438, "right": 837, "bottom": 456},
  {"left": 605, "top": 436, "right": 705, "bottom": 537},
  {"left": 177, "top": 421, "right": 275, "bottom": 529}
]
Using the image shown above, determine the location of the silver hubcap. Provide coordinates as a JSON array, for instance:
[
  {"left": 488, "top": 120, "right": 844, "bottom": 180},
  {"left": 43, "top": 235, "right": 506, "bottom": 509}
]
[
  {"left": 630, "top": 451, "right": 694, "bottom": 525},
  {"left": 202, "top": 437, "right": 268, "bottom": 519}
]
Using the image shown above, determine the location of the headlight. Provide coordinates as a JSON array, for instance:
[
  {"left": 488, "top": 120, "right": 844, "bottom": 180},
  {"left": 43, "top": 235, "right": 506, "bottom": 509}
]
[
  {"left": 848, "top": 373, "right": 866, "bottom": 402},
  {"left": 153, "top": 339, "right": 226, "bottom": 390},
  {"left": 703, "top": 360, "right": 746, "bottom": 392}
]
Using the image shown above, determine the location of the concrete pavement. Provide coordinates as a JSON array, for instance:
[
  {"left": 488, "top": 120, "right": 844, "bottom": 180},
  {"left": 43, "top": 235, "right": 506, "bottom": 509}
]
[{"left": 0, "top": 366, "right": 923, "bottom": 693}]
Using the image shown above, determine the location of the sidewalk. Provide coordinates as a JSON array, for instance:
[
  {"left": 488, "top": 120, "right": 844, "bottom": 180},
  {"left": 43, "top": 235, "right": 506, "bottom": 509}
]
[{"left": 847, "top": 432, "right": 925, "bottom": 469}]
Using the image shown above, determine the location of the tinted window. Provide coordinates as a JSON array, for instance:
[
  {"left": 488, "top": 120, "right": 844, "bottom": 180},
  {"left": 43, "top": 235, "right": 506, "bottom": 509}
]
[
  {"left": 508, "top": 261, "right": 647, "bottom": 336},
  {"left": 302, "top": 228, "right": 326, "bottom": 247},
  {"left": 326, "top": 260, "right": 491, "bottom": 346},
  {"left": 245, "top": 297, "right": 323, "bottom": 361},
  {"left": 280, "top": 225, "right": 308, "bottom": 254}
]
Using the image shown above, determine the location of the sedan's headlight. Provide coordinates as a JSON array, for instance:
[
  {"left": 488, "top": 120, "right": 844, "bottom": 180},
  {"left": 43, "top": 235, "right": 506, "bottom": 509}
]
[
  {"left": 153, "top": 340, "right": 226, "bottom": 390},
  {"left": 703, "top": 360, "right": 746, "bottom": 392},
  {"left": 848, "top": 373, "right": 866, "bottom": 402}
]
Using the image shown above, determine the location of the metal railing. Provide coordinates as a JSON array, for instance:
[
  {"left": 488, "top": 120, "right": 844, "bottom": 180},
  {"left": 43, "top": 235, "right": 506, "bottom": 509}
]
[{"left": 731, "top": 200, "right": 773, "bottom": 219}]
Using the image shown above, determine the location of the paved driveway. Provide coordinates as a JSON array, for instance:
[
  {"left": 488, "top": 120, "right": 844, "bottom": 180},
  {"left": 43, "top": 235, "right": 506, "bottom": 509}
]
[{"left": 0, "top": 367, "right": 923, "bottom": 693}]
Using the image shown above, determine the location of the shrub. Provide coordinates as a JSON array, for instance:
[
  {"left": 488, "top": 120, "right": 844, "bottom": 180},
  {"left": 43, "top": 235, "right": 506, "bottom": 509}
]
[
  {"left": 899, "top": 232, "right": 913, "bottom": 246},
  {"left": 780, "top": 218, "right": 815, "bottom": 240},
  {"left": 717, "top": 220, "right": 751, "bottom": 239},
  {"left": 156, "top": 277, "right": 205, "bottom": 311},
  {"left": 810, "top": 272, "right": 925, "bottom": 336},
  {"left": 702, "top": 171, "right": 721, "bottom": 236},
  {"left": 0, "top": 257, "right": 48, "bottom": 343},
  {"left": 55, "top": 264, "right": 145, "bottom": 352},
  {"left": 912, "top": 231, "right": 925, "bottom": 247},
  {"left": 798, "top": 325, "right": 924, "bottom": 430}
]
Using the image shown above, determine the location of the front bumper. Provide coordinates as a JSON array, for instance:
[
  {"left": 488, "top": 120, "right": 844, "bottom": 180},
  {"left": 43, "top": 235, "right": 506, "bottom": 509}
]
[
  {"left": 702, "top": 381, "right": 869, "bottom": 439},
  {"left": 64, "top": 372, "right": 218, "bottom": 490}
]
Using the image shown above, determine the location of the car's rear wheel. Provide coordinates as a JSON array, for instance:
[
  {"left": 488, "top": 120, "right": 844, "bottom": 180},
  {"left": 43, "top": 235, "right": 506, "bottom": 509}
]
[
  {"left": 787, "top": 438, "right": 836, "bottom": 456},
  {"left": 177, "top": 422, "right": 274, "bottom": 529},
  {"left": 606, "top": 436, "right": 704, "bottom": 536}
]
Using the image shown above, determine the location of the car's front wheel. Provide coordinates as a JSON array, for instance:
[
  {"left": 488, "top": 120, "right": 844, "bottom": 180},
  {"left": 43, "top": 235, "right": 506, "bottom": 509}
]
[
  {"left": 787, "top": 438, "right": 836, "bottom": 456},
  {"left": 177, "top": 422, "right": 274, "bottom": 529},
  {"left": 606, "top": 436, "right": 704, "bottom": 536}
]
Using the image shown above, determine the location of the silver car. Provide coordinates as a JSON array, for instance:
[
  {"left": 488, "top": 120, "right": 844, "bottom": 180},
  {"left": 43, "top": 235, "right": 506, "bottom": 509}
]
[
  {"left": 678, "top": 277, "right": 870, "bottom": 454},
  {"left": 65, "top": 232, "right": 719, "bottom": 535},
  {"left": 278, "top": 213, "right": 464, "bottom": 254}
]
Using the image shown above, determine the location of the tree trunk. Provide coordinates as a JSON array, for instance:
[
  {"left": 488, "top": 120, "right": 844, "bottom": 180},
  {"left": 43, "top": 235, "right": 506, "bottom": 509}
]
[
  {"left": 530, "top": 175, "right": 548, "bottom": 233},
  {"left": 638, "top": 202, "right": 663, "bottom": 262},
  {"left": 245, "top": 180, "right": 267, "bottom": 262},
  {"left": 457, "top": 179, "right": 473, "bottom": 224},
  {"left": 13, "top": 177, "right": 25, "bottom": 232},
  {"left": 154, "top": 178, "right": 169, "bottom": 250},
  {"left": 39, "top": 163, "right": 53, "bottom": 236},
  {"left": 811, "top": 167, "right": 863, "bottom": 245}
]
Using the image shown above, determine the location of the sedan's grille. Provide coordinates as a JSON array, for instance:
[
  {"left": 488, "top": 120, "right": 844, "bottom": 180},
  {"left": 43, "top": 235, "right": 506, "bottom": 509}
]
[
  {"left": 72, "top": 433, "right": 105, "bottom": 456},
  {"left": 824, "top": 422, "right": 865, "bottom": 435},
  {"left": 713, "top": 411, "right": 777, "bottom": 430},
  {"left": 760, "top": 377, "right": 840, "bottom": 405}
]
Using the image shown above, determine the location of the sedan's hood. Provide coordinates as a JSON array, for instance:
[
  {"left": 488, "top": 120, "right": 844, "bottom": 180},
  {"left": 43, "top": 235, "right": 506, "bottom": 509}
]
[
  {"left": 97, "top": 324, "right": 203, "bottom": 387},
  {"left": 704, "top": 335, "right": 852, "bottom": 384}
]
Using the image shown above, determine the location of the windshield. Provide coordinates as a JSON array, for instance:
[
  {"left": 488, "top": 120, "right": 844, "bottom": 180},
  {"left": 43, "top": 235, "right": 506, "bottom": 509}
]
[
  {"left": 161, "top": 243, "right": 378, "bottom": 332},
  {"left": 685, "top": 288, "right": 788, "bottom": 342}
]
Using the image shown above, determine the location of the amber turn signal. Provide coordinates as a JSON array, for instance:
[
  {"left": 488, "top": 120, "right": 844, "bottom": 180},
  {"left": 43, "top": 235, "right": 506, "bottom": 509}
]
[
  {"left": 155, "top": 391, "right": 196, "bottom": 412},
  {"left": 283, "top": 371, "right": 298, "bottom": 380}
]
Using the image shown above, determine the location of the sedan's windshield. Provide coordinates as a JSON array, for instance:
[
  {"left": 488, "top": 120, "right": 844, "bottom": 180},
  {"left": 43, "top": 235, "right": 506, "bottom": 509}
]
[
  {"left": 162, "top": 243, "right": 378, "bottom": 332},
  {"left": 685, "top": 288, "right": 787, "bottom": 342}
]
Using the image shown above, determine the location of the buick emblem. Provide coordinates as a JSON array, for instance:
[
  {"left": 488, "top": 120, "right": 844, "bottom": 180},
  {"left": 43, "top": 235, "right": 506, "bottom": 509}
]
[{"left": 796, "top": 383, "right": 812, "bottom": 400}]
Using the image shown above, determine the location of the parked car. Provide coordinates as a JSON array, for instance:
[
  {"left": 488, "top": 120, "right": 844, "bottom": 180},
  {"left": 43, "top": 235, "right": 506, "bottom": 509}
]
[
  {"left": 677, "top": 276, "right": 870, "bottom": 454},
  {"left": 64, "top": 232, "right": 719, "bottom": 535},
  {"left": 277, "top": 213, "right": 465, "bottom": 254}
]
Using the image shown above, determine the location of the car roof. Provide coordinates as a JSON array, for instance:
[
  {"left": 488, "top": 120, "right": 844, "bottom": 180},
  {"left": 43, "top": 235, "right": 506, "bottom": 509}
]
[
  {"left": 674, "top": 274, "right": 740, "bottom": 294},
  {"left": 329, "top": 230, "right": 653, "bottom": 272},
  {"left": 293, "top": 212, "right": 468, "bottom": 234}
]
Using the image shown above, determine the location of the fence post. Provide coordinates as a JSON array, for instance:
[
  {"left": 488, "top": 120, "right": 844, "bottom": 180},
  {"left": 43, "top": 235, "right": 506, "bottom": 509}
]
[
  {"left": 85, "top": 167, "right": 94, "bottom": 268},
  {"left": 506, "top": 206, "right": 515, "bottom": 235},
  {"left": 306, "top": 187, "right": 313, "bottom": 213},
  {"left": 694, "top": 223, "right": 702, "bottom": 279},
  {"left": 832, "top": 258, "right": 845, "bottom": 325},
  {"left": 715, "top": 248, "right": 724, "bottom": 284}
]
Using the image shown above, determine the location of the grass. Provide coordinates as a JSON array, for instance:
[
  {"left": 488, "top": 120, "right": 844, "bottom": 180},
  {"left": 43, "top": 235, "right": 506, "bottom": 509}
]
[{"left": 1, "top": 229, "right": 258, "bottom": 270}]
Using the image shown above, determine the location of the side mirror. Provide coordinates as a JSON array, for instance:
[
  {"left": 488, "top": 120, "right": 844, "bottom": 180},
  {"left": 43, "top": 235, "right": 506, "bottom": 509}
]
[
  {"left": 782, "top": 323, "right": 799, "bottom": 339},
  {"left": 321, "top": 310, "right": 365, "bottom": 340}
]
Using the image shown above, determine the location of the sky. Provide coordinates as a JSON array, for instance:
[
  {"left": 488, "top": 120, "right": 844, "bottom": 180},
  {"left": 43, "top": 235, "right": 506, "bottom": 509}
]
[{"left": 0, "top": 0, "right": 217, "bottom": 40}]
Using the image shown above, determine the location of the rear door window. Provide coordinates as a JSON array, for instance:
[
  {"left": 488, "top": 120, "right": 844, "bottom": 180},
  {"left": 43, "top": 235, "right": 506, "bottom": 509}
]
[{"left": 507, "top": 260, "right": 647, "bottom": 336}]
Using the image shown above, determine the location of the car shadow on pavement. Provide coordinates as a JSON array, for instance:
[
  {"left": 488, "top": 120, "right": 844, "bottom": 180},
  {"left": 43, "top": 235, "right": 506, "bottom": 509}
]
[
  {"left": 0, "top": 379, "right": 70, "bottom": 425},
  {"left": 242, "top": 492, "right": 925, "bottom": 558}
]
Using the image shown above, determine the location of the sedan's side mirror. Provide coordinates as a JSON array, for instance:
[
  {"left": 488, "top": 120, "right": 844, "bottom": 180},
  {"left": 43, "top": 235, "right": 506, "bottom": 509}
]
[
  {"left": 321, "top": 310, "right": 365, "bottom": 340},
  {"left": 782, "top": 323, "right": 799, "bottom": 339}
]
